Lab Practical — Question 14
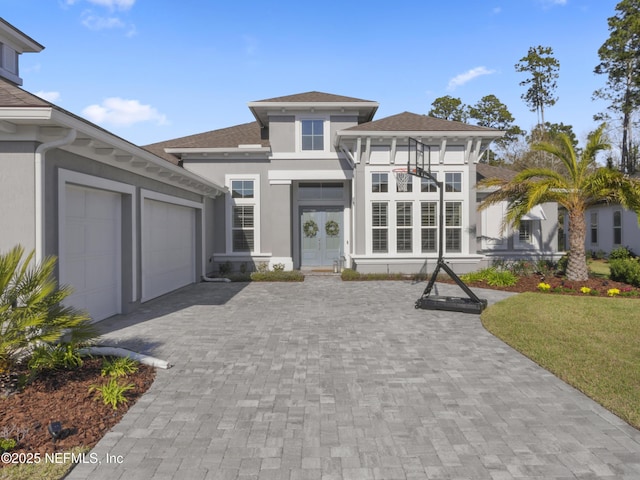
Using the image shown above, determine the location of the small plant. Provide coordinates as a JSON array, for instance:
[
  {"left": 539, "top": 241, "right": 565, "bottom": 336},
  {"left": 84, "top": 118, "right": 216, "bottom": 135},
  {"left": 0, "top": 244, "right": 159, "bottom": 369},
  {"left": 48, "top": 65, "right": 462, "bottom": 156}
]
[
  {"left": 0, "top": 424, "right": 28, "bottom": 444},
  {"left": 28, "top": 342, "right": 84, "bottom": 372},
  {"left": 460, "top": 268, "right": 517, "bottom": 287},
  {"left": 538, "top": 282, "right": 551, "bottom": 292},
  {"left": 272, "top": 263, "right": 285, "bottom": 272},
  {"left": 580, "top": 286, "right": 591, "bottom": 294},
  {"left": 0, "top": 437, "right": 17, "bottom": 453},
  {"left": 341, "top": 268, "right": 361, "bottom": 281},
  {"left": 239, "top": 262, "right": 248, "bottom": 274},
  {"left": 219, "top": 261, "right": 232, "bottom": 276},
  {"left": 89, "top": 377, "right": 135, "bottom": 410},
  {"left": 256, "top": 262, "right": 270, "bottom": 273},
  {"left": 609, "top": 246, "right": 634, "bottom": 261},
  {"left": 101, "top": 357, "right": 139, "bottom": 378},
  {"left": 607, "top": 288, "right": 621, "bottom": 297}
]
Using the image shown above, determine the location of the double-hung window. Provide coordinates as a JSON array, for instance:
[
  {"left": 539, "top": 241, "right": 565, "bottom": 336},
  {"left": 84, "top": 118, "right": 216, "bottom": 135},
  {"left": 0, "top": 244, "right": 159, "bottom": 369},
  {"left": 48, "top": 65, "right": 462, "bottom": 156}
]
[
  {"left": 445, "top": 202, "right": 462, "bottom": 253},
  {"left": 519, "top": 221, "right": 534, "bottom": 245},
  {"left": 372, "top": 202, "right": 388, "bottom": 253},
  {"left": 421, "top": 202, "right": 437, "bottom": 253},
  {"left": 301, "top": 119, "right": 324, "bottom": 151},
  {"left": 372, "top": 173, "right": 388, "bottom": 193},
  {"left": 396, "top": 202, "right": 413, "bottom": 253},
  {"left": 613, "top": 210, "right": 622, "bottom": 245},
  {"left": 445, "top": 172, "right": 462, "bottom": 193},
  {"left": 230, "top": 178, "right": 257, "bottom": 252},
  {"left": 590, "top": 212, "right": 598, "bottom": 245}
]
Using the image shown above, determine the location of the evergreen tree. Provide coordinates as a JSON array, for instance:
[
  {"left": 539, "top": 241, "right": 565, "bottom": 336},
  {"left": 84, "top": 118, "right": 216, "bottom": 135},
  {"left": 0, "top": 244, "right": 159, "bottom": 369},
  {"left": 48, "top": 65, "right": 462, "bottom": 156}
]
[
  {"left": 428, "top": 96, "right": 469, "bottom": 122},
  {"left": 515, "top": 46, "right": 560, "bottom": 127}
]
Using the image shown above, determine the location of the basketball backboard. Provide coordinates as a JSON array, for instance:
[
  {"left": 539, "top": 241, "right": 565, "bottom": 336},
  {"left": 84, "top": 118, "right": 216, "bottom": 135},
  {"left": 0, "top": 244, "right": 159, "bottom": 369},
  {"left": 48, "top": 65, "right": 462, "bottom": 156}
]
[{"left": 407, "top": 137, "right": 432, "bottom": 178}]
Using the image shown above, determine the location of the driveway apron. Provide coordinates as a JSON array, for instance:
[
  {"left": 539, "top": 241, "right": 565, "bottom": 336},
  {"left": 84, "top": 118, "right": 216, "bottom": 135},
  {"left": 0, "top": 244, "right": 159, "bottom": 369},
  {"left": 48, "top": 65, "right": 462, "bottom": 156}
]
[{"left": 66, "top": 277, "right": 640, "bottom": 479}]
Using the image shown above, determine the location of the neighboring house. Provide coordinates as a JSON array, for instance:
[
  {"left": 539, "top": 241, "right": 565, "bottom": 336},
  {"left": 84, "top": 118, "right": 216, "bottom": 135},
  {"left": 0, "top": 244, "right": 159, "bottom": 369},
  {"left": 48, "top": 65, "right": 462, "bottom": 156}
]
[
  {"left": 0, "top": 19, "right": 225, "bottom": 322},
  {"left": 584, "top": 201, "right": 640, "bottom": 256},
  {"left": 476, "top": 163, "right": 561, "bottom": 262}
]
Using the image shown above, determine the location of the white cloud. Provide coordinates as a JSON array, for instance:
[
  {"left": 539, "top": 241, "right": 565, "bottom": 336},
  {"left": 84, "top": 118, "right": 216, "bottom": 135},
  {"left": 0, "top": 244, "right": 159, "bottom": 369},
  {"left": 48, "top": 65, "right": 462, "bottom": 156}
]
[
  {"left": 35, "top": 91, "right": 61, "bottom": 103},
  {"left": 539, "top": 0, "right": 567, "bottom": 7},
  {"left": 82, "top": 97, "right": 168, "bottom": 127},
  {"left": 492, "top": 7, "right": 502, "bottom": 14},
  {"left": 81, "top": 12, "right": 125, "bottom": 30},
  {"left": 447, "top": 66, "right": 496, "bottom": 91},
  {"left": 67, "top": 0, "right": 135, "bottom": 10}
]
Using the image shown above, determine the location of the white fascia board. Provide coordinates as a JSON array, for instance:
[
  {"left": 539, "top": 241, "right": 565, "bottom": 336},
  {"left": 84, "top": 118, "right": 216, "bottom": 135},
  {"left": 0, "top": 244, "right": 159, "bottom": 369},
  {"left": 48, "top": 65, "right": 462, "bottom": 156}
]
[
  {"left": 0, "top": 106, "right": 52, "bottom": 120},
  {"left": 49, "top": 110, "right": 227, "bottom": 196},
  {"left": 166, "top": 147, "right": 271, "bottom": 155},
  {"left": 248, "top": 101, "right": 379, "bottom": 110},
  {"left": 336, "top": 129, "right": 505, "bottom": 139},
  {"left": 268, "top": 170, "right": 353, "bottom": 181}
]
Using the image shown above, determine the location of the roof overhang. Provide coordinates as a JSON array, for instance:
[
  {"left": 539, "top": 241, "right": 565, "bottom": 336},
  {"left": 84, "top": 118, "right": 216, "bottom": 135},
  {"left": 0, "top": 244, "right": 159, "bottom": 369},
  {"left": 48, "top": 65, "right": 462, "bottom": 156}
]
[
  {"left": 337, "top": 129, "right": 505, "bottom": 140},
  {"left": 0, "top": 18, "right": 44, "bottom": 53},
  {"left": 248, "top": 101, "right": 379, "bottom": 128}
]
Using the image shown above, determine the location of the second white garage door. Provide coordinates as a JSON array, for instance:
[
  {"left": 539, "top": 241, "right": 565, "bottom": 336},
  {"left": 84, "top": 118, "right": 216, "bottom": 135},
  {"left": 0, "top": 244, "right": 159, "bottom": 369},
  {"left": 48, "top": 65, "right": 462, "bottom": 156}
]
[{"left": 142, "top": 199, "right": 196, "bottom": 301}]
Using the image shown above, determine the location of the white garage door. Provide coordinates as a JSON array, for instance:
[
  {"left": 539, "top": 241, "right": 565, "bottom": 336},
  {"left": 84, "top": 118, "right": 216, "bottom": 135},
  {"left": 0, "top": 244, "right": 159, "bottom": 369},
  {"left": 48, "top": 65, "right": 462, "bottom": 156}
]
[
  {"left": 142, "top": 199, "right": 196, "bottom": 301},
  {"left": 62, "top": 185, "right": 121, "bottom": 322}
]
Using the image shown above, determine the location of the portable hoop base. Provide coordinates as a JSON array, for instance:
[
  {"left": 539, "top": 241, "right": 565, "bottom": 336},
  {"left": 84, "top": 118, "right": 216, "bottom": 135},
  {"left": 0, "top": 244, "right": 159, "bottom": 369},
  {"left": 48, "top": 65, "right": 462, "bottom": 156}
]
[{"left": 416, "top": 295, "right": 488, "bottom": 314}]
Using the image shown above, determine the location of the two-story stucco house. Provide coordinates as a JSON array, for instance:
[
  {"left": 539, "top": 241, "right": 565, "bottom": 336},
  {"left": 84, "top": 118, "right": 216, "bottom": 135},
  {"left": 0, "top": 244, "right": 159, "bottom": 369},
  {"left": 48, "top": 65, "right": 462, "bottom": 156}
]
[
  {"left": 146, "top": 93, "right": 559, "bottom": 275},
  {"left": 0, "top": 18, "right": 563, "bottom": 323}
]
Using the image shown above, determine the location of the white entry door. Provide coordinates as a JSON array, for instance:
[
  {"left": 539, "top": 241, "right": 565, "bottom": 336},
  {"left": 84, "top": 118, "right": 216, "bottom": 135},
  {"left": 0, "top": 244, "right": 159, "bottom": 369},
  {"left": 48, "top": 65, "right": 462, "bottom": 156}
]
[
  {"left": 142, "top": 199, "right": 196, "bottom": 301},
  {"left": 62, "top": 185, "right": 121, "bottom": 322}
]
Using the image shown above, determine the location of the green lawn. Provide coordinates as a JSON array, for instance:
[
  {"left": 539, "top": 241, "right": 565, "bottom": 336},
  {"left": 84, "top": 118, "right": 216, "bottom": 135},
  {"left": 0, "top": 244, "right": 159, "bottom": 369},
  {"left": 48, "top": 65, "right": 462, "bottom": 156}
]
[
  {"left": 482, "top": 292, "right": 640, "bottom": 428},
  {"left": 588, "top": 259, "right": 611, "bottom": 278}
]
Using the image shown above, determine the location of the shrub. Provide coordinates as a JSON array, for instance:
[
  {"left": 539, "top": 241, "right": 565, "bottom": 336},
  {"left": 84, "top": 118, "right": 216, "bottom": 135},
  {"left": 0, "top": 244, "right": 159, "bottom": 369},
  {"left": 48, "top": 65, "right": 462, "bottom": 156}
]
[
  {"left": 609, "top": 246, "right": 634, "bottom": 261},
  {"left": 341, "top": 268, "right": 361, "bottom": 281},
  {"left": 250, "top": 270, "right": 304, "bottom": 282},
  {"left": 0, "top": 246, "right": 97, "bottom": 374},
  {"left": 0, "top": 437, "right": 17, "bottom": 453},
  {"left": 28, "top": 343, "right": 84, "bottom": 372},
  {"left": 89, "top": 378, "right": 135, "bottom": 410},
  {"left": 460, "top": 268, "right": 518, "bottom": 287},
  {"left": 272, "top": 263, "right": 285, "bottom": 272},
  {"left": 256, "top": 262, "right": 270, "bottom": 273},
  {"left": 218, "top": 261, "right": 232, "bottom": 276},
  {"left": 557, "top": 254, "right": 569, "bottom": 274},
  {"left": 101, "top": 357, "right": 139, "bottom": 378},
  {"left": 609, "top": 258, "right": 640, "bottom": 287}
]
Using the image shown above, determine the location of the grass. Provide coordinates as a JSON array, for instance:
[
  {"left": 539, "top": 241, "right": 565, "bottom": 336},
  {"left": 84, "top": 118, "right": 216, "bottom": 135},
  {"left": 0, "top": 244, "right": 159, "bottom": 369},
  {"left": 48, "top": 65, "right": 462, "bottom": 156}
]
[
  {"left": 0, "top": 446, "right": 90, "bottom": 480},
  {"left": 482, "top": 292, "right": 640, "bottom": 429},
  {"left": 588, "top": 259, "right": 611, "bottom": 278}
]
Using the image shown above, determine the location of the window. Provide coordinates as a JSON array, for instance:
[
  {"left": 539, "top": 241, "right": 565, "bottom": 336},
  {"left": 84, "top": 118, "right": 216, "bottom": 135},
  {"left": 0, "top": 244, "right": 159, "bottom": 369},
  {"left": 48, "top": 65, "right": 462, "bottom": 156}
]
[
  {"left": 231, "top": 180, "right": 254, "bottom": 199},
  {"left": 372, "top": 202, "right": 388, "bottom": 253},
  {"left": 445, "top": 172, "right": 462, "bottom": 193},
  {"left": 519, "top": 221, "right": 534, "bottom": 245},
  {"left": 232, "top": 205, "right": 254, "bottom": 251},
  {"left": 396, "top": 173, "right": 413, "bottom": 192},
  {"left": 301, "top": 120, "right": 324, "bottom": 150},
  {"left": 445, "top": 202, "right": 462, "bottom": 252},
  {"left": 421, "top": 173, "right": 438, "bottom": 193},
  {"left": 421, "top": 202, "right": 437, "bottom": 253},
  {"left": 590, "top": 212, "right": 598, "bottom": 245},
  {"left": 372, "top": 173, "right": 388, "bottom": 193},
  {"left": 613, "top": 210, "right": 622, "bottom": 245},
  {"left": 299, "top": 183, "right": 344, "bottom": 200},
  {"left": 396, "top": 202, "right": 413, "bottom": 253}
]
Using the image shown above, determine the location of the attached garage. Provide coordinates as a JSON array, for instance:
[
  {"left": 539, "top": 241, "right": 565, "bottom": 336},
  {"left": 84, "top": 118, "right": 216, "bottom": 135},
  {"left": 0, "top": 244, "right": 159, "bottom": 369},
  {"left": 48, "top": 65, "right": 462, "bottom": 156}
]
[
  {"left": 61, "top": 184, "right": 122, "bottom": 322},
  {"left": 141, "top": 192, "right": 200, "bottom": 302}
]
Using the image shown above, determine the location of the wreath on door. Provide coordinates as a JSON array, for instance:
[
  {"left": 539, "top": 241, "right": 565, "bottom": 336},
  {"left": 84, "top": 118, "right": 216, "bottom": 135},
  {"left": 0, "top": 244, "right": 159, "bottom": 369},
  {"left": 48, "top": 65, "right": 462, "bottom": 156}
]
[
  {"left": 303, "top": 219, "right": 319, "bottom": 238},
  {"left": 325, "top": 220, "right": 340, "bottom": 237}
]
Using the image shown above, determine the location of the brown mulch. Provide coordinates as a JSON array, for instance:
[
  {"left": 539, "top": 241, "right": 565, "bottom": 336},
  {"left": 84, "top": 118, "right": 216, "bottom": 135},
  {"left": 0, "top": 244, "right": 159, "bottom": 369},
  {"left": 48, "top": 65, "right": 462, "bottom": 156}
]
[
  {"left": 441, "top": 273, "right": 640, "bottom": 297},
  {"left": 0, "top": 358, "right": 155, "bottom": 467}
]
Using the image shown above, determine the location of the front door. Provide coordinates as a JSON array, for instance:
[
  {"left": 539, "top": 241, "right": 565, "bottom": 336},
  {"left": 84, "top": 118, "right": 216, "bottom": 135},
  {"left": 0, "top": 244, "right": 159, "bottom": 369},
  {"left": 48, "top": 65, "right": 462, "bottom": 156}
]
[{"left": 301, "top": 207, "right": 343, "bottom": 267}]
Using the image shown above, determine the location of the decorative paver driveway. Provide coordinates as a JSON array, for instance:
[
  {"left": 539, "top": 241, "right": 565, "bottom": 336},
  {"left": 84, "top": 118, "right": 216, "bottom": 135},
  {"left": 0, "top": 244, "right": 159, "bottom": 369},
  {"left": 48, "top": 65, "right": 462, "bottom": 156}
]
[{"left": 67, "top": 277, "right": 640, "bottom": 479}]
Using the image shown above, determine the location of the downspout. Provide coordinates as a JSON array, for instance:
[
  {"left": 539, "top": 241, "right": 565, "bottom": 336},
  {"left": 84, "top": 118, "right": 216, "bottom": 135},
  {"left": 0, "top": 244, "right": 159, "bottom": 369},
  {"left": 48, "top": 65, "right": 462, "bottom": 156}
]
[{"left": 35, "top": 128, "right": 77, "bottom": 264}]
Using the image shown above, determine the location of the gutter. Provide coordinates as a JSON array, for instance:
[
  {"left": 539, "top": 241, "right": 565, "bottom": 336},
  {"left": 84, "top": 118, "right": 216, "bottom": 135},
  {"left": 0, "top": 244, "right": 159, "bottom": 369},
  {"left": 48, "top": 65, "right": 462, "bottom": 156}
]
[{"left": 35, "top": 128, "right": 77, "bottom": 263}]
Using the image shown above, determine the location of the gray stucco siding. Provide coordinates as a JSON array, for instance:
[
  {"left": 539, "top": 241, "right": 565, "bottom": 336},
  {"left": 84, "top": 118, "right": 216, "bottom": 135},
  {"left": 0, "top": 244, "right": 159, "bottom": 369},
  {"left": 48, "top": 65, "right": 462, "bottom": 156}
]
[
  {"left": 0, "top": 142, "right": 37, "bottom": 253},
  {"left": 268, "top": 115, "right": 295, "bottom": 152}
]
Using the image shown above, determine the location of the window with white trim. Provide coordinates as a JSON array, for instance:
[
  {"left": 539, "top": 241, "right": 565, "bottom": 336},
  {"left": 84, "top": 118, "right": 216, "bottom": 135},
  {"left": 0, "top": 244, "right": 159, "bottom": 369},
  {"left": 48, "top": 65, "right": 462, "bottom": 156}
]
[
  {"left": 421, "top": 202, "right": 437, "bottom": 253},
  {"left": 372, "top": 202, "right": 388, "bottom": 253},
  {"left": 445, "top": 201, "right": 462, "bottom": 253},
  {"left": 372, "top": 173, "right": 388, "bottom": 193},
  {"left": 396, "top": 202, "right": 413, "bottom": 253},
  {"left": 519, "top": 220, "right": 534, "bottom": 245},
  {"left": 231, "top": 180, "right": 254, "bottom": 199},
  {"left": 301, "top": 119, "right": 324, "bottom": 151},
  {"left": 227, "top": 176, "right": 259, "bottom": 253},
  {"left": 445, "top": 172, "right": 462, "bottom": 193},
  {"left": 590, "top": 212, "right": 598, "bottom": 245},
  {"left": 613, "top": 210, "right": 622, "bottom": 245},
  {"left": 232, "top": 206, "right": 254, "bottom": 251},
  {"left": 421, "top": 173, "right": 438, "bottom": 193}
]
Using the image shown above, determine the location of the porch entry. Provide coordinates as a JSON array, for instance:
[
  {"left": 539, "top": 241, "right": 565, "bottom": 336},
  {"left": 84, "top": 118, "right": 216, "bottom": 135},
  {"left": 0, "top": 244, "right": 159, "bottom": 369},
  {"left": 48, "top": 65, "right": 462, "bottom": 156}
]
[{"left": 300, "top": 207, "right": 343, "bottom": 267}]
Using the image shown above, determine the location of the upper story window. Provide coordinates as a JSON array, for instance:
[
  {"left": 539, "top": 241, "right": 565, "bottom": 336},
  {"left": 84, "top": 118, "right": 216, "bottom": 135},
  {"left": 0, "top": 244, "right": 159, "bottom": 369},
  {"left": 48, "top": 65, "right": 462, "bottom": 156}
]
[
  {"left": 372, "top": 173, "right": 389, "bottom": 193},
  {"left": 421, "top": 173, "right": 438, "bottom": 193},
  {"left": 301, "top": 120, "right": 324, "bottom": 151},
  {"left": 445, "top": 172, "right": 462, "bottom": 193},
  {"left": 231, "top": 180, "right": 254, "bottom": 199}
]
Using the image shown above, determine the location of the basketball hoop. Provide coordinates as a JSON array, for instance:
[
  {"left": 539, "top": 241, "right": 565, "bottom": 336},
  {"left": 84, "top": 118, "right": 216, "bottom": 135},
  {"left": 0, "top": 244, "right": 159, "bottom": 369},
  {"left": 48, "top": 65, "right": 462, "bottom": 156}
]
[{"left": 393, "top": 167, "right": 411, "bottom": 192}]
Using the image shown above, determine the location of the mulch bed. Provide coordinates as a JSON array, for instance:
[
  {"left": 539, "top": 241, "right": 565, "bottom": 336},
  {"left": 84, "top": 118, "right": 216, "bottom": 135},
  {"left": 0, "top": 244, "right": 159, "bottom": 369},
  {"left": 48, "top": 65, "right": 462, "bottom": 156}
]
[{"left": 0, "top": 358, "right": 155, "bottom": 468}]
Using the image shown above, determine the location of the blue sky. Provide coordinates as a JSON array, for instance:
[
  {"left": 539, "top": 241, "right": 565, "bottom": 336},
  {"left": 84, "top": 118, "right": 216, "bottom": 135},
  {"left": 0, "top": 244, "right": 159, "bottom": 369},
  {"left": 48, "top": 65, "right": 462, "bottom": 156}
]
[{"left": 4, "top": 0, "right": 619, "bottom": 146}]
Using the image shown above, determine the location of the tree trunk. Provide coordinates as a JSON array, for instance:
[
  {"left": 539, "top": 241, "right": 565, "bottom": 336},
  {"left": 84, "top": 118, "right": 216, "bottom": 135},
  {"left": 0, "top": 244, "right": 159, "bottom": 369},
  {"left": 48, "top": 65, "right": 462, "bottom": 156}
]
[{"left": 566, "top": 208, "right": 589, "bottom": 282}]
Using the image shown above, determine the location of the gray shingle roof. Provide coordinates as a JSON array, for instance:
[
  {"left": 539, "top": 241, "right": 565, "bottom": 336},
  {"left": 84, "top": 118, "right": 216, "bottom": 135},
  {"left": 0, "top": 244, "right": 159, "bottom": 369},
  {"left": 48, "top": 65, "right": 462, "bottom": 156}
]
[
  {"left": 143, "top": 121, "right": 268, "bottom": 164},
  {"left": 476, "top": 163, "right": 518, "bottom": 182},
  {"left": 252, "top": 91, "right": 375, "bottom": 103},
  {"left": 0, "top": 78, "right": 49, "bottom": 107},
  {"left": 343, "top": 111, "right": 498, "bottom": 133}
]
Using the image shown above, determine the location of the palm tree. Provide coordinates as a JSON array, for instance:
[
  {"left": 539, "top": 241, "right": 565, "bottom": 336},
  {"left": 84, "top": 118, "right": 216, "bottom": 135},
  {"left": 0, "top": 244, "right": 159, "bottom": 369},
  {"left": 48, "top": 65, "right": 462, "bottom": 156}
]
[{"left": 478, "top": 124, "right": 640, "bottom": 281}]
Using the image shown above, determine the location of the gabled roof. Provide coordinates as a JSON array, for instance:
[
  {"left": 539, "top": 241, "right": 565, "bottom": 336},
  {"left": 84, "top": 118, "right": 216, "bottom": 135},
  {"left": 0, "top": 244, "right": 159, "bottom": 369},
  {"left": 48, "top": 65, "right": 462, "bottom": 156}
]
[
  {"left": 476, "top": 163, "right": 518, "bottom": 182},
  {"left": 144, "top": 121, "right": 268, "bottom": 164},
  {"left": 0, "top": 78, "right": 49, "bottom": 107},
  {"left": 252, "top": 91, "right": 376, "bottom": 103},
  {"left": 342, "top": 111, "right": 499, "bottom": 133},
  {"left": 0, "top": 18, "right": 44, "bottom": 53},
  {"left": 248, "top": 91, "right": 379, "bottom": 127}
]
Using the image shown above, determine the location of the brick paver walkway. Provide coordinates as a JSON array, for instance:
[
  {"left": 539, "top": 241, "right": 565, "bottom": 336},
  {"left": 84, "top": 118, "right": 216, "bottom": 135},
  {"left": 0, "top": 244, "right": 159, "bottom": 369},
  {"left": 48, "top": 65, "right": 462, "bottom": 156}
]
[{"left": 66, "top": 277, "right": 640, "bottom": 479}]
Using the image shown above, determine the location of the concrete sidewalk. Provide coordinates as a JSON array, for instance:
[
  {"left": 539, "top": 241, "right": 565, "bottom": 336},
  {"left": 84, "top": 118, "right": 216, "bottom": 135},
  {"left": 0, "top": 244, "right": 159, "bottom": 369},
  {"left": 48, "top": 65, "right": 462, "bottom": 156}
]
[{"left": 67, "top": 277, "right": 640, "bottom": 479}]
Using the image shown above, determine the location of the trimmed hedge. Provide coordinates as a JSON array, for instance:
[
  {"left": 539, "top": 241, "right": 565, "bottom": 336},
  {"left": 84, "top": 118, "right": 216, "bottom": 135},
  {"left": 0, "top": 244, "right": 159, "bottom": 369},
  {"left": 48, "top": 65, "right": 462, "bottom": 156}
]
[
  {"left": 609, "top": 258, "right": 640, "bottom": 287},
  {"left": 249, "top": 270, "right": 305, "bottom": 282}
]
